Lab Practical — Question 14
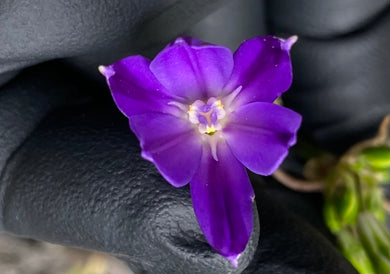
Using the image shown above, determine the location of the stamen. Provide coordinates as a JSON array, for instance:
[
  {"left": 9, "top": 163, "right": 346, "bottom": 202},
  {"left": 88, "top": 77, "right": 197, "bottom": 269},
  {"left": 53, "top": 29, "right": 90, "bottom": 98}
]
[
  {"left": 223, "top": 86, "right": 242, "bottom": 109},
  {"left": 168, "top": 101, "right": 188, "bottom": 112},
  {"left": 208, "top": 135, "right": 219, "bottom": 161}
]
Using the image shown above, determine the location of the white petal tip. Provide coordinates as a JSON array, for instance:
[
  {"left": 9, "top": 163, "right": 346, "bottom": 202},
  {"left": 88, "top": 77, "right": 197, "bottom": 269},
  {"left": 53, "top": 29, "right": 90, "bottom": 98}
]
[
  {"left": 227, "top": 255, "right": 239, "bottom": 267},
  {"left": 251, "top": 195, "right": 256, "bottom": 202},
  {"left": 283, "top": 35, "right": 298, "bottom": 51},
  {"left": 98, "top": 65, "right": 115, "bottom": 78},
  {"left": 98, "top": 65, "right": 105, "bottom": 74}
]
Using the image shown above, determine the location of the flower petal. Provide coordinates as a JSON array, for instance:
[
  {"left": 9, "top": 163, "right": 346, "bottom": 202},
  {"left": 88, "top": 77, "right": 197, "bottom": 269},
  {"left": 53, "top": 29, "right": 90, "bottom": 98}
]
[
  {"left": 130, "top": 113, "right": 202, "bottom": 187},
  {"left": 150, "top": 37, "right": 234, "bottom": 101},
  {"left": 223, "top": 102, "right": 302, "bottom": 175},
  {"left": 224, "top": 36, "right": 295, "bottom": 107},
  {"left": 190, "top": 140, "right": 254, "bottom": 262},
  {"left": 100, "top": 55, "right": 177, "bottom": 117}
]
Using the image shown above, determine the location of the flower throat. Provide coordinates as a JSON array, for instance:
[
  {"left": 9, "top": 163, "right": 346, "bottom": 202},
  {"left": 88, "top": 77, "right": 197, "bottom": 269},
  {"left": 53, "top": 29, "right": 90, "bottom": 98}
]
[{"left": 187, "top": 98, "right": 226, "bottom": 135}]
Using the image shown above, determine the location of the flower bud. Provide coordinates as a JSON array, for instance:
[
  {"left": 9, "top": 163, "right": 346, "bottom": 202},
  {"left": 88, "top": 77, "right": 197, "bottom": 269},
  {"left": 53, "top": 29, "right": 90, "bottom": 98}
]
[
  {"left": 337, "top": 228, "right": 375, "bottom": 274},
  {"left": 363, "top": 187, "right": 386, "bottom": 223},
  {"left": 324, "top": 170, "right": 359, "bottom": 232},
  {"left": 323, "top": 202, "right": 342, "bottom": 233},
  {"left": 357, "top": 212, "right": 390, "bottom": 274},
  {"left": 361, "top": 146, "right": 390, "bottom": 169}
]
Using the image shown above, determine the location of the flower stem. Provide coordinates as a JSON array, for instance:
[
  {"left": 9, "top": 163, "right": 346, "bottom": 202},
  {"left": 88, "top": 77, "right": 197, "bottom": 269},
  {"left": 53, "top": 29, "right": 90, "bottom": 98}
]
[
  {"left": 342, "top": 114, "right": 390, "bottom": 164},
  {"left": 272, "top": 169, "right": 325, "bottom": 192},
  {"left": 384, "top": 199, "right": 390, "bottom": 215}
]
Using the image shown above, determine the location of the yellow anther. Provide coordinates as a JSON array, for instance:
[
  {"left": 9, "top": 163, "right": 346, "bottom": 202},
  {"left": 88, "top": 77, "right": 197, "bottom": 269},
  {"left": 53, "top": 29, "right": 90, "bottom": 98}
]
[
  {"left": 215, "top": 100, "right": 224, "bottom": 108},
  {"left": 206, "top": 126, "right": 216, "bottom": 134}
]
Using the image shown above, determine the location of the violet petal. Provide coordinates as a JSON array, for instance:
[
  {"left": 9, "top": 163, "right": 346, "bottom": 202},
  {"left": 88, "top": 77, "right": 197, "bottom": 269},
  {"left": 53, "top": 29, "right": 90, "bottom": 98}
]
[
  {"left": 170, "top": 36, "right": 205, "bottom": 47},
  {"left": 100, "top": 55, "right": 177, "bottom": 117},
  {"left": 190, "top": 140, "right": 254, "bottom": 262},
  {"left": 130, "top": 113, "right": 202, "bottom": 187},
  {"left": 150, "top": 37, "right": 234, "bottom": 101},
  {"left": 224, "top": 102, "right": 302, "bottom": 175},
  {"left": 224, "top": 36, "right": 294, "bottom": 107}
]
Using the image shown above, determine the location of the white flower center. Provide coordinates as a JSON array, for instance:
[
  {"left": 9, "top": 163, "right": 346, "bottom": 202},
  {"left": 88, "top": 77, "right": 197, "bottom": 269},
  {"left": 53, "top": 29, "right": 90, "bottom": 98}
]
[{"left": 187, "top": 97, "right": 226, "bottom": 135}]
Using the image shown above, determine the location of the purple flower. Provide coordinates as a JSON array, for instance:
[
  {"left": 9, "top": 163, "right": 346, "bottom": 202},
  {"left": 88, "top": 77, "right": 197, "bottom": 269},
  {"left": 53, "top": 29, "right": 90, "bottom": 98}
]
[{"left": 99, "top": 36, "right": 301, "bottom": 266}]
